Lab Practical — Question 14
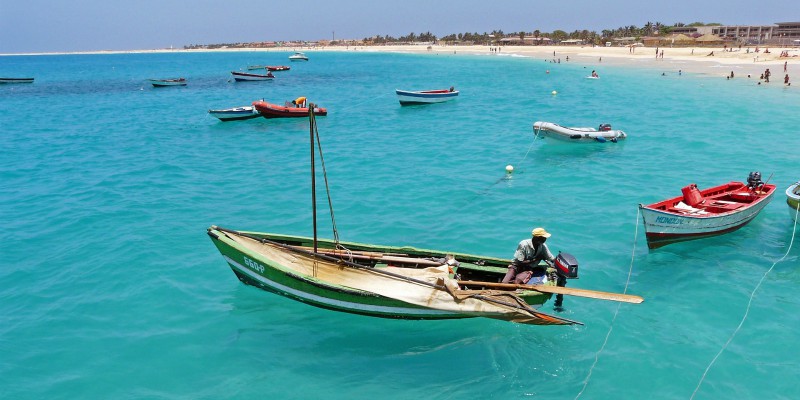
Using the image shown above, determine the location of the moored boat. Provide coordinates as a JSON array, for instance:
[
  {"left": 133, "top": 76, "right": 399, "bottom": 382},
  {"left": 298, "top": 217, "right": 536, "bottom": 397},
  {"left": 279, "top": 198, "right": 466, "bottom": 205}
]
[
  {"left": 396, "top": 87, "right": 458, "bottom": 105},
  {"left": 147, "top": 78, "right": 186, "bottom": 87},
  {"left": 266, "top": 65, "right": 291, "bottom": 71},
  {"left": 289, "top": 52, "right": 309, "bottom": 61},
  {"left": 786, "top": 181, "right": 800, "bottom": 221},
  {"left": 231, "top": 70, "right": 274, "bottom": 82},
  {"left": 0, "top": 77, "right": 34, "bottom": 84},
  {"left": 208, "top": 106, "right": 260, "bottom": 122},
  {"left": 247, "top": 65, "right": 268, "bottom": 70},
  {"left": 639, "top": 172, "right": 776, "bottom": 249},
  {"left": 533, "top": 121, "right": 626, "bottom": 143},
  {"left": 252, "top": 100, "right": 327, "bottom": 118}
]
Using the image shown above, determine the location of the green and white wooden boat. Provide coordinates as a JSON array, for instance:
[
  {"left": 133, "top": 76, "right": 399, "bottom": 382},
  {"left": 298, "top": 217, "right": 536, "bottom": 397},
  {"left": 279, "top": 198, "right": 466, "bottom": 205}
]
[
  {"left": 787, "top": 181, "right": 800, "bottom": 221},
  {"left": 206, "top": 226, "right": 577, "bottom": 325},
  {"left": 206, "top": 108, "right": 640, "bottom": 326}
]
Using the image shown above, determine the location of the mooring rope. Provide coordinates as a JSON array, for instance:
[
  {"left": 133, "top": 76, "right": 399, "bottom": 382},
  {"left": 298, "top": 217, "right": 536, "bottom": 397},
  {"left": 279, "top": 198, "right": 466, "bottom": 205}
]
[
  {"left": 451, "top": 130, "right": 541, "bottom": 211},
  {"left": 575, "top": 207, "right": 640, "bottom": 399},
  {"left": 690, "top": 205, "right": 799, "bottom": 399}
]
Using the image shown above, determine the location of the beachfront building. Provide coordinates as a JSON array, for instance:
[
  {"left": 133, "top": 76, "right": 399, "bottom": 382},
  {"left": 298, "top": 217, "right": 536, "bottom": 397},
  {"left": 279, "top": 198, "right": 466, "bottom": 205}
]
[
  {"left": 668, "top": 22, "right": 800, "bottom": 46},
  {"left": 497, "top": 36, "right": 552, "bottom": 45},
  {"left": 775, "top": 22, "right": 800, "bottom": 46}
]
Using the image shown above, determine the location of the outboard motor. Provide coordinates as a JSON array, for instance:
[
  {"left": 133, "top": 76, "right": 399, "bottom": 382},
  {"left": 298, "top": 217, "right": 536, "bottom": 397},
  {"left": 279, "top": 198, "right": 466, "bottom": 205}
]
[
  {"left": 747, "top": 171, "right": 764, "bottom": 190},
  {"left": 554, "top": 252, "right": 579, "bottom": 279},
  {"left": 598, "top": 123, "right": 612, "bottom": 131}
]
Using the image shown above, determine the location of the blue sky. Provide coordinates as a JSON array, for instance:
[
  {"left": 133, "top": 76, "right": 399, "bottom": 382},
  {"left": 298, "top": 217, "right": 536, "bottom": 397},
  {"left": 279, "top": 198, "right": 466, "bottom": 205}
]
[{"left": 0, "top": 0, "right": 795, "bottom": 53}]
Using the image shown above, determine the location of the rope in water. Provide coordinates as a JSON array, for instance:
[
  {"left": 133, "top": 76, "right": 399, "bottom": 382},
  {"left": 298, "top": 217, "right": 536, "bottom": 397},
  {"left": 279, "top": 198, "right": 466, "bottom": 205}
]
[
  {"left": 690, "top": 205, "right": 799, "bottom": 399},
  {"left": 575, "top": 207, "right": 640, "bottom": 399},
  {"left": 451, "top": 130, "right": 541, "bottom": 211}
]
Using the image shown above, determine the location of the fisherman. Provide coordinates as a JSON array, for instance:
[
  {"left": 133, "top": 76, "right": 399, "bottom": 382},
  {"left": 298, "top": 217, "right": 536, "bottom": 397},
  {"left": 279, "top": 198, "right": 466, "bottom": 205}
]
[
  {"left": 502, "top": 228, "right": 555, "bottom": 279},
  {"left": 502, "top": 227, "right": 570, "bottom": 310},
  {"left": 291, "top": 96, "right": 307, "bottom": 108}
]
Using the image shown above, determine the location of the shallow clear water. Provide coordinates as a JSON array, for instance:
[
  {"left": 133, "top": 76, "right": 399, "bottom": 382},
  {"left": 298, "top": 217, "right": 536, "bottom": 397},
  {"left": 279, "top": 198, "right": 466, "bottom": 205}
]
[{"left": 1, "top": 50, "right": 799, "bottom": 399}]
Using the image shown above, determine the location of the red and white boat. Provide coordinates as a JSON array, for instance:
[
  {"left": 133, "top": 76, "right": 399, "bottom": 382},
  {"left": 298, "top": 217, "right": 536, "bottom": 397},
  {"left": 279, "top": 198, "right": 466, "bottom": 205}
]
[
  {"left": 639, "top": 172, "right": 776, "bottom": 249},
  {"left": 231, "top": 70, "right": 274, "bottom": 82},
  {"left": 266, "top": 65, "right": 291, "bottom": 71},
  {"left": 252, "top": 100, "right": 327, "bottom": 118}
]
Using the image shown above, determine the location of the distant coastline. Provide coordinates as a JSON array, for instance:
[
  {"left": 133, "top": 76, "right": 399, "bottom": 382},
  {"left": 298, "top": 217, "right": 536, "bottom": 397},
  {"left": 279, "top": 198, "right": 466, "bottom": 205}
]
[{"left": 3, "top": 43, "right": 796, "bottom": 86}]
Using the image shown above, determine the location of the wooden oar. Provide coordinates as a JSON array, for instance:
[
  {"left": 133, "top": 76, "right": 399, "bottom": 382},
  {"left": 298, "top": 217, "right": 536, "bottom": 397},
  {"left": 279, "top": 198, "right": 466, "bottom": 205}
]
[{"left": 457, "top": 280, "right": 643, "bottom": 304}]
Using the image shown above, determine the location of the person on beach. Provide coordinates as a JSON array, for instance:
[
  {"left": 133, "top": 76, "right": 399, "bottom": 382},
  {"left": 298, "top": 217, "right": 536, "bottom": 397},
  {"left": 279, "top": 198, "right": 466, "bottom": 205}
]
[
  {"left": 765, "top": 69, "right": 771, "bottom": 83},
  {"left": 291, "top": 96, "right": 307, "bottom": 108},
  {"left": 785, "top": 61, "right": 788, "bottom": 73},
  {"left": 786, "top": 74, "right": 790, "bottom": 85},
  {"left": 730, "top": 71, "right": 734, "bottom": 79}
]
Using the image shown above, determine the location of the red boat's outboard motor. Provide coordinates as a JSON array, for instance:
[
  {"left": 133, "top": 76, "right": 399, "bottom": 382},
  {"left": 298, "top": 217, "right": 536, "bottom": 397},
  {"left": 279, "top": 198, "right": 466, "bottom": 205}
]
[
  {"left": 747, "top": 171, "right": 764, "bottom": 191},
  {"left": 598, "top": 123, "right": 612, "bottom": 131}
]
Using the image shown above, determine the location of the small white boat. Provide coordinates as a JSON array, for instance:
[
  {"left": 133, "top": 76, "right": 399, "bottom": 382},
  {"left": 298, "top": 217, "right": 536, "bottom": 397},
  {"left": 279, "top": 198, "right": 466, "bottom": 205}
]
[
  {"left": 247, "top": 65, "right": 268, "bottom": 70},
  {"left": 396, "top": 88, "right": 459, "bottom": 105},
  {"left": 208, "top": 106, "right": 260, "bottom": 122},
  {"left": 0, "top": 77, "right": 34, "bottom": 84},
  {"left": 787, "top": 181, "right": 800, "bottom": 221},
  {"left": 289, "top": 52, "right": 309, "bottom": 61},
  {"left": 147, "top": 78, "right": 186, "bottom": 87},
  {"left": 532, "top": 121, "right": 626, "bottom": 143},
  {"left": 231, "top": 71, "right": 274, "bottom": 82}
]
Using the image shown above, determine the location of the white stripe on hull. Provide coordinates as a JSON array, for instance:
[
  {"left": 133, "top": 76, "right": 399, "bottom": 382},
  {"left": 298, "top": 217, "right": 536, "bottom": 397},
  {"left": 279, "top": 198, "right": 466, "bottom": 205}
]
[{"left": 223, "top": 256, "right": 457, "bottom": 317}]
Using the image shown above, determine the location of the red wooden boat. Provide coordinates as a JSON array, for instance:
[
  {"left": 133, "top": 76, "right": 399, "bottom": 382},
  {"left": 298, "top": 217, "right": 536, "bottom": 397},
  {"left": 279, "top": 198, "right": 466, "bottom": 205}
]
[
  {"left": 252, "top": 100, "right": 327, "bottom": 118},
  {"left": 266, "top": 66, "right": 291, "bottom": 71},
  {"left": 639, "top": 172, "right": 776, "bottom": 249}
]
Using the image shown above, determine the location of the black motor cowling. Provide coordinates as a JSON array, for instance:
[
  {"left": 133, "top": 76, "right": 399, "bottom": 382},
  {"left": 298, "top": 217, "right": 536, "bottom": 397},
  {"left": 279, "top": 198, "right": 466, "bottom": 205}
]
[
  {"left": 554, "top": 252, "right": 579, "bottom": 279},
  {"left": 747, "top": 171, "right": 764, "bottom": 190}
]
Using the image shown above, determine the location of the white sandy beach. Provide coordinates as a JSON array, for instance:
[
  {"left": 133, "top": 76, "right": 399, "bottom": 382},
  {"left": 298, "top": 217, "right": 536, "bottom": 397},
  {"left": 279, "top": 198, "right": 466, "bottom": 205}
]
[{"left": 7, "top": 43, "right": 798, "bottom": 85}]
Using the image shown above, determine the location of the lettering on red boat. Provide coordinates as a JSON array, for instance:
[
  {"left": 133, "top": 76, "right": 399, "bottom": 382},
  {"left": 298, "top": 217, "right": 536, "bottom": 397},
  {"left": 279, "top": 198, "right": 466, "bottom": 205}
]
[{"left": 655, "top": 216, "right": 683, "bottom": 224}]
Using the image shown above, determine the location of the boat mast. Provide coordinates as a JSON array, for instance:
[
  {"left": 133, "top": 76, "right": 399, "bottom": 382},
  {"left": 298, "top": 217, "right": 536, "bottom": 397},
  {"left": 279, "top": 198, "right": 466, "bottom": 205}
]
[{"left": 309, "top": 106, "right": 318, "bottom": 253}]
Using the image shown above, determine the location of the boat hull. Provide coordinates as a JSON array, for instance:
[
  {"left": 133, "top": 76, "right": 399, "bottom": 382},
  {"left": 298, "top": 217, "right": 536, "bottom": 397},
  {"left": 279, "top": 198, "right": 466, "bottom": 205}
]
[
  {"left": 231, "top": 72, "right": 273, "bottom": 81},
  {"left": 252, "top": 101, "right": 327, "bottom": 118},
  {"left": 787, "top": 182, "right": 800, "bottom": 221},
  {"left": 0, "top": 77, "right": 34, "bottom": 84},
  {"left": 533, "top": 121, "right": 626, "bottom": 143},
  {"left": 207, "top": 227, "right": 552, "bottom": 321},
  {"left": 148, "top": 78, "right": 186, "bottom": 87},
  {"left": 640, "top": 182, "right": 775, "bottom": 249},
  {"left": 396, "top": 89, "right": 459, "bottom": 105},
  {"left": 208, "top": 106, "right": 260, "bottom": 121}
]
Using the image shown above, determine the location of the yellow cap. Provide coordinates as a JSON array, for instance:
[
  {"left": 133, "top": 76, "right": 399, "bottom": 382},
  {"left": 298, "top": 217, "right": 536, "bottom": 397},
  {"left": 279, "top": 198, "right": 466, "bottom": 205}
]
[{"left": 532, "top": 228, "right": 551, "bottom": 238}]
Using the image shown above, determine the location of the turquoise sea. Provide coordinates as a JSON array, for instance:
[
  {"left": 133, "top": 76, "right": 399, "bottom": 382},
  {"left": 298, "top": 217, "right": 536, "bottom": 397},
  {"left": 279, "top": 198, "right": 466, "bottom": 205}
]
[{"left": 2, "top": 50, "right": 799, "bottom": 399}]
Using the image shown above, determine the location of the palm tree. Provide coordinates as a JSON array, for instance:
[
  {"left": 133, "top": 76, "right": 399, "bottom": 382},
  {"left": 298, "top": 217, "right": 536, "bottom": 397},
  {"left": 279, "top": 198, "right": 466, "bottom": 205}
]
[{"left": 644, "top": 22, "right": 654, "bottom": 36}]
